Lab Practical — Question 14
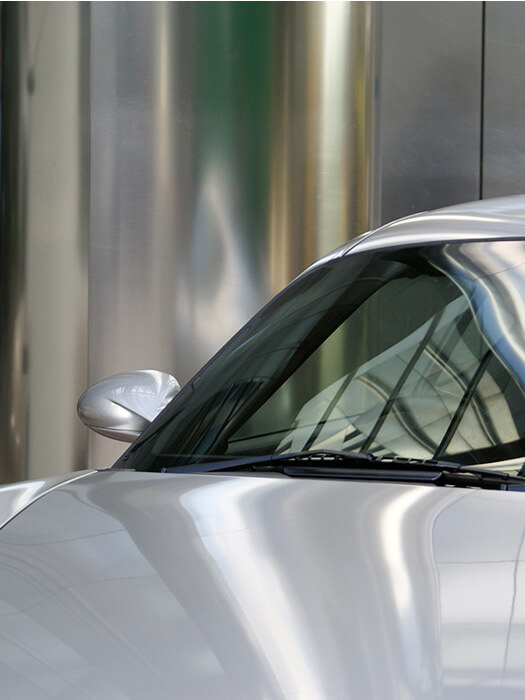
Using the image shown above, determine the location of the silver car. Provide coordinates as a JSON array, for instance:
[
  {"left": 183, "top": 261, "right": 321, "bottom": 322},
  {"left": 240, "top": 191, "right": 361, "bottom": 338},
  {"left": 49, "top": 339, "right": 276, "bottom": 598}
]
[{"left": 2, "top": 196, "right": 525, "bottom": 698}]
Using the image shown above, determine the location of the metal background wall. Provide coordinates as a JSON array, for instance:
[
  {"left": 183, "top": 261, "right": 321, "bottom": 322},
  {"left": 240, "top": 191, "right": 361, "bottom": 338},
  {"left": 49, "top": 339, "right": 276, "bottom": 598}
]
[
  {"left": 0, "top": 3, "right": 89, "bottom": 482},
  {"left": 483, "top": 2, "right": 525, "bottom": 198},
  {"left": 2, "top": 1, "right": 518, "bottom": 480},
  {"left": 88, "top": 1, "right": 380, "bottom": 468},
  {"left": 378, "top": 2, "right": 482, "bottom": 223}
]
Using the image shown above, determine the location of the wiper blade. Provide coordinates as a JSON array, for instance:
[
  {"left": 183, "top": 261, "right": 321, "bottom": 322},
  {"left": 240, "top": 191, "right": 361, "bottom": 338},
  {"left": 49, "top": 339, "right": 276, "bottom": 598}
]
[
  {"left": 162, "top": 449, "right": 375, "bottom": 473},
  {"left": 162, "top": 449, "right": 525, "bottom": 490}
]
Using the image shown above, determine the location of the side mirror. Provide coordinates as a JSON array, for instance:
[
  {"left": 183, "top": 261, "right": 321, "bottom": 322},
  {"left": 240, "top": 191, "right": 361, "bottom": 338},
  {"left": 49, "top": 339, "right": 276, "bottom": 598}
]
[{"left": 77, "top": 369, "right": 180, "bottom": 442}]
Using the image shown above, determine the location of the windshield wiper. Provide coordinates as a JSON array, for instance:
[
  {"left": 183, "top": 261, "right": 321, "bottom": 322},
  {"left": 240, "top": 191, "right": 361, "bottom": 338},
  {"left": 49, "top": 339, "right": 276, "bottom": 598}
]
[{"left": 161, "top": 449, "right": 525, "bottom": 490}]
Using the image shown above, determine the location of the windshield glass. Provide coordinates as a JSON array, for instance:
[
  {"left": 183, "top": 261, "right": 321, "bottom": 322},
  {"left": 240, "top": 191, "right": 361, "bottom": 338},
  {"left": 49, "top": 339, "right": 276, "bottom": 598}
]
[{"left": 124, "top": 240, "right": 525, "bottom": 472}]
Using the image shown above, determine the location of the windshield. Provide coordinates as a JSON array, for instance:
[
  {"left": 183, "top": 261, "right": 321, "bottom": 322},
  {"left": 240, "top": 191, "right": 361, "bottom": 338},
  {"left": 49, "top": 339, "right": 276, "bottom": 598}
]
[{"left": 123, "top": 240, "right": 525, "bottom": 472}]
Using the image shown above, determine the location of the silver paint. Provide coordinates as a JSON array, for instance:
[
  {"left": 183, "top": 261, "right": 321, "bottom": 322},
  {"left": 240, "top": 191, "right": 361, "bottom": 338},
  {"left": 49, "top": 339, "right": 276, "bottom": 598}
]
[
  {"left": 77, "top": 370, "right": 180, "bottom": 442},
  {"left": 300, "top": 194, "right": 525, "bottom": 277},
  {"left": 0, "top": 470, "right": 92, "bottom": 531},
  {"left": 0, "top": 469, "right": 524, "bottom": 698}
]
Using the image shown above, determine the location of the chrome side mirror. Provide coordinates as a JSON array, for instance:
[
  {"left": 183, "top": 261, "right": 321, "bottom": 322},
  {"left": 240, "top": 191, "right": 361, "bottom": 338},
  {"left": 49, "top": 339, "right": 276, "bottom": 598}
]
[{"left": 77, "top": 369, "right": 180, "bottom": 442}]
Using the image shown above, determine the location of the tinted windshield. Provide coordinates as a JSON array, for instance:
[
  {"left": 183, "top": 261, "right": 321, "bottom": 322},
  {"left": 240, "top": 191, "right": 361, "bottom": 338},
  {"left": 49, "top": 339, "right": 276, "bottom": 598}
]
[{"left": 124, "top": 240, "right": 525, "bottom": 471}]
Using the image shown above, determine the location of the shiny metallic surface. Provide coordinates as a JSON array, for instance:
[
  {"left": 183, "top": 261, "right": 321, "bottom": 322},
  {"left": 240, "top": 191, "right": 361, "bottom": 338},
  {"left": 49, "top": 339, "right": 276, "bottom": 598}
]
[
  {"left": 425, "top": 239, "right": 525, "bottom": 395},
  {"left": 88, "top": 2, "right": 379, "bottom": 469},
  {"left": 0, "top": 5, "right": 29, "bottom": 484},
  {"left": 483, "top": 2, "right": 525, "bottom": 197},
  {"left": 0, "top": 470, "right": 92, "bottom": 532},
  {"left": 378, "top": 2, "right": 482, "bottom": 223},
  {"left": 2, "top": 469, "right": 525, "bottom": 697},
  {"left": 125, "top": 207, "right": 525, "bottom": 476},
  {"left": 0, "top": 3, "right": 90, "bottom": 482},
  {"left": 303, "top": 194, "right": 525, "bottom": 275},
  {"left": 0, "top": 2, "right": 497, "bottom": 479},
  {"left": 77, "top": 370, "right": 180, "bottom": 442},
  {"left": 267, "top": 2, "right": 380, "bottom": 290},
  {"left": 1, "top": 200, "right": 525, "bottom": 693}
]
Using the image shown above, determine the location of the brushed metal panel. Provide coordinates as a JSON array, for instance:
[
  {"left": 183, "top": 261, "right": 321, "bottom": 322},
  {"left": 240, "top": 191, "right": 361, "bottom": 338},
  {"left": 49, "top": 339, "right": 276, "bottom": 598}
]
[
  {"left": 378, "top": 1, "right": 482, "bottom": 224},
  {"left": 89, "top": 2, "right": 379, "bottom": 468},
  {"left": 483, "top": 2, "right": 525, "bottom": 198},
  {"left": 0, "top": 3, "right": 89, "bottom": 482}
]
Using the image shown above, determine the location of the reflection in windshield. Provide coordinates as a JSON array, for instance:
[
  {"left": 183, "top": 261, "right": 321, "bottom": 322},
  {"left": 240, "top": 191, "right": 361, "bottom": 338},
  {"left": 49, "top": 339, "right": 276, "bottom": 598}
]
[
  {"left": 126, "top": 241, "right": 525, "bottom": 472},
  {"left": 427, "top": 241, "right": 525, "bottom": 392},
  {"left": 271, "top": 295, "right": 509, "bottom": 460}
]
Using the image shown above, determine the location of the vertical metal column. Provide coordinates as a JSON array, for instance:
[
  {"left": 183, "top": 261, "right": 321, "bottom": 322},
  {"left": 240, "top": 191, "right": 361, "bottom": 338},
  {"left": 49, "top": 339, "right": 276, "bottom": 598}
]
[
  {"left": 89, "top": 1, "right": 380, "bottom": 468},
  {"left": 0, "top": 3, "right": 89, "bottom": 482},
  {"left": 268, "top": 2, "right": 380, "bottom": 293},
  {"left": 0, "top": 2, "right": 487, "bottom": 479},
  {"left": 0, "top": 5, "right": 28, "bottom": 483}
]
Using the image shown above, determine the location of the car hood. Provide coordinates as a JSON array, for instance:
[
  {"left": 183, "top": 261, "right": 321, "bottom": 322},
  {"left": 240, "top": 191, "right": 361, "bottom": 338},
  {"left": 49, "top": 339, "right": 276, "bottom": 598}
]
[
  {"left": 0, "top": 470, "right": 93, "bottom": 529},
  {"left": 0, "top": 469, "right": 524, "bottom": 699}
]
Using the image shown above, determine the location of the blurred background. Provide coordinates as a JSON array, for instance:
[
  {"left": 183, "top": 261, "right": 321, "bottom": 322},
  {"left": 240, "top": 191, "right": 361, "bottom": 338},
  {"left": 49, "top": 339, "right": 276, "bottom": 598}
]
[{"left": 0, "top": 1, "right": 522, "bottom": 482}]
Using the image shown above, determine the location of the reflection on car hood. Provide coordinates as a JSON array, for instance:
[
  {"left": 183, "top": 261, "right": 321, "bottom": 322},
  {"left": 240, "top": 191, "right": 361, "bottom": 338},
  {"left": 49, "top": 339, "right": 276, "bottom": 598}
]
[
  {"left": 0, "top": 469, "right": 525, "bottom": 698},
  {"left": 0, "top": 470, "right": 93, "bottom": 530}
]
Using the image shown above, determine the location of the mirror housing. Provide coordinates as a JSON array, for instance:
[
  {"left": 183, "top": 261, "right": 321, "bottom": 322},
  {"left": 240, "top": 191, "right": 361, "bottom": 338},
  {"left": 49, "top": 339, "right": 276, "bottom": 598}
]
[{"left": 77, "top": 369, "right": 180, "bottom": 442}]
